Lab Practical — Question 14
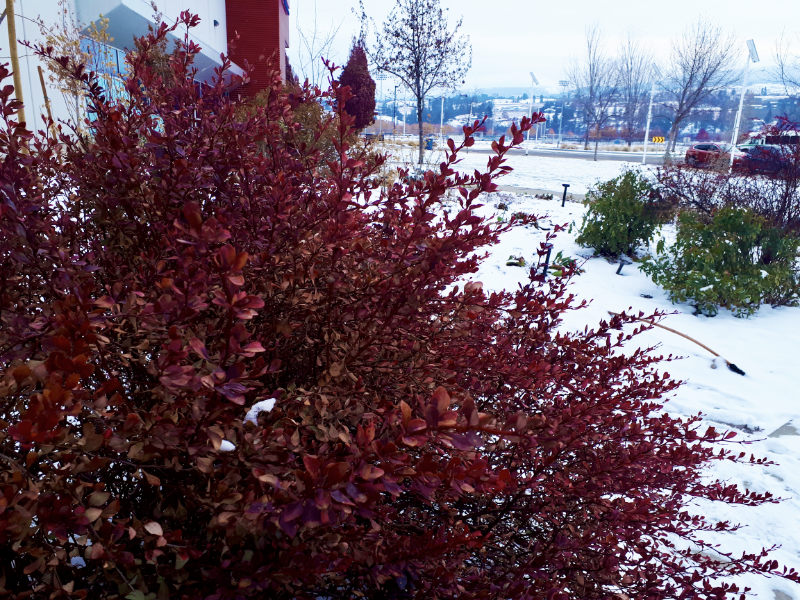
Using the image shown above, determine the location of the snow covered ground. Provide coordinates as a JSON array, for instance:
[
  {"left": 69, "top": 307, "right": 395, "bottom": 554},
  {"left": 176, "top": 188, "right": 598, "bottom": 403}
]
[
  {"left": 387, "top": 142, "right": 655, "bottom": 195},
  {"left": 391, "top": 148, "right": 800, "bottom": 599}
]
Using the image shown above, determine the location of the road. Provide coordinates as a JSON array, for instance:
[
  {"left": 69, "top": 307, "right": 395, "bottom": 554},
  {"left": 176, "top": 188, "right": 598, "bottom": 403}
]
[{"left": 470, "top": 145, "right": 669, "bottom": 165}]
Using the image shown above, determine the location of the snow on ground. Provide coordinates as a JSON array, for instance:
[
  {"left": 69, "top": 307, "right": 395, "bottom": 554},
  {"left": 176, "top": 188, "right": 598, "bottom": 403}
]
[
  {"left": 457, "top": 149, "right": 645, "bottom": 194},
  {"left": 395, "top": 148, "right": 800, "bottom": 599}
]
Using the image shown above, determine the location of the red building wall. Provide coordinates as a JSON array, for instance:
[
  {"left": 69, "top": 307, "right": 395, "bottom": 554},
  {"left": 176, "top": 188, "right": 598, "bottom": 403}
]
[{"left": 226, "top": 0, "right": 290, "bottom": 94}]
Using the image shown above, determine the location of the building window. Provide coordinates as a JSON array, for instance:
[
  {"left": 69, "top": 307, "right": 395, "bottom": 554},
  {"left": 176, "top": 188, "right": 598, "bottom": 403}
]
[{"left": 80, "top": 36, "right": 127, "bottom": 102}]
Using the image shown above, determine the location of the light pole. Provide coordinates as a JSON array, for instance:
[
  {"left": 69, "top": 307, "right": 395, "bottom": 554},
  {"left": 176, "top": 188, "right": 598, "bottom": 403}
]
[
  {"left": 402, "top": 87, "right": 406, "bottom": 136},
  {"left": 729, "top": 40, "right": 760, "bottom": 169},
  {"left": 393, "top": 83, "right": 401, "bottom": 139},
  {"left": 439, "top": 94, "right": 445, "bottom": 144},
  {"left": 557, "top": 80, "right": 569, "bottom": 148},
  {"left": 642, "top": 66, "right": 660, "bottom": 165},
  {"left": 525, "top": 72, "right": 539, "bottom": 153},
  {"left": 376, "top": 72, "right": 387, "bottom": 136}
]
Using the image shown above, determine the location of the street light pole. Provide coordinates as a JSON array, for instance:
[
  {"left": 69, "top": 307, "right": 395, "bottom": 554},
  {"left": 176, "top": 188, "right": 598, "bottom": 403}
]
[
  {"left": 439, "top": 94, "right": 444, "bottom": 144},
  {"left": 393, "top": 83, "right": 400, "bottom": 139},
  {"left": 525, "top": 72, "right": 539, "bottom": 152},
  {"left": 376, "top": 72, "right": 387, "bottom": 137},
  {"left": 642, "top": 81, "right": 656, "bottom": 165},
  {"left": 729, "top": 40, "right": 760, "bottom": 170},
  {"left": 403, "top": 87, "right": 406, "bottom": 136},
  {"left": 642, "top": 66, "right": 661, "bottom": 165},
  {"left": 557, "top": 80, "right": 568, "bottom": 148}
]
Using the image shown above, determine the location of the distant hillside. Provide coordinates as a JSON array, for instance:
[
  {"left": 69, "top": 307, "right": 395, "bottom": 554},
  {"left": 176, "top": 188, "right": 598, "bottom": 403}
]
[{"left": 467, "top": 86, "right": 543, "bottom": 97}]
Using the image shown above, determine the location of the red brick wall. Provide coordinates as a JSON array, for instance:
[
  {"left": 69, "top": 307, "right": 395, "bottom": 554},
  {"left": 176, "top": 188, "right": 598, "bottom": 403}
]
[{"left": 226, "top": 0, "right": 290, "bottom": 94}]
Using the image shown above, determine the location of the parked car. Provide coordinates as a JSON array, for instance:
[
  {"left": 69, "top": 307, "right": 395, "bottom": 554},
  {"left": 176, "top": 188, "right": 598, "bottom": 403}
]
[
  {"left": 684, "top": 142, "right": 732, "bottom": 168},
  {"left": 732, "top": 144, "right": 794, "bottom": 175}
]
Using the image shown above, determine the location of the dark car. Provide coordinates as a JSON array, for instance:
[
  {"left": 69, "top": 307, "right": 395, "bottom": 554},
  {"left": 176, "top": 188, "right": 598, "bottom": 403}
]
[
  {"left": 684, "top": 142, "right": 731, "bottom": 168},
  {"left": 732, "top": 145, "right": 794, "bottom": 175}
]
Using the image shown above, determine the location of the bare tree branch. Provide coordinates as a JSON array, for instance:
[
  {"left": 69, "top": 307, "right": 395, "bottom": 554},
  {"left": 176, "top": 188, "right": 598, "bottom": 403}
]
[
  {"left": 775, "top": 30, "right": 800, "bottom": 95},
  {"left": 567, "top": 26, "right": 618, "bottom": 160},
  {"left": 360, "top": 0, "right": 471, "bottom": 164},
  {"left": 616, "top": 35, "right": 653, "bottom": 147},
  {"left": 661, "top": 20, "right": 736, "bottom": 157},
  {"left": 293, "top": 0, "right": 343, "bottom": 88}
]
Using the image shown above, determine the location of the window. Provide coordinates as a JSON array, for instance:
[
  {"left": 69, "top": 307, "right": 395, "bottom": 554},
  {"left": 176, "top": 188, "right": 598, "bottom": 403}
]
[{"left": 80, "top": 36, "right": 128, "bottom": 103}]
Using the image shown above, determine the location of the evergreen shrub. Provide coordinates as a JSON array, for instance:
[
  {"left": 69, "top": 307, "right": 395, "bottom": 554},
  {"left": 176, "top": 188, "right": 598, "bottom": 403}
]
[
  {"left": 642, "top": 207, "right": 800, "bottom": 316},
  {"left": 576, "top": 169, "right": 668, "bottom": 257}
]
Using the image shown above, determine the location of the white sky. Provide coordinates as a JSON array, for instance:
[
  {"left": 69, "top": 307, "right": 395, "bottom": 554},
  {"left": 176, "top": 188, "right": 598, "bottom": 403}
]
[{"left": 287, "top": 0, "right": 800, "bottom": 92}]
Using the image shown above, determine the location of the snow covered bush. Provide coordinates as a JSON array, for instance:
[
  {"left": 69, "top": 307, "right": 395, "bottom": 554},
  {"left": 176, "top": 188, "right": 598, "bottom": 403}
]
[
  {"left": 2, "top": 13, "right": 799, "bottom": 599},
  {"left": 576, "top": 169, "right": 669, "bottom": 257},
  {"left": 643, "top": 207, "right": 800, "bottom": 316}
]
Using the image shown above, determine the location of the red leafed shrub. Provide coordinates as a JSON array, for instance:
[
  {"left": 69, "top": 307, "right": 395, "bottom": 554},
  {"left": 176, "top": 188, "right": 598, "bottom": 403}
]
[{"left": 1, "top": 14, "right": 798, "bottom": 599}]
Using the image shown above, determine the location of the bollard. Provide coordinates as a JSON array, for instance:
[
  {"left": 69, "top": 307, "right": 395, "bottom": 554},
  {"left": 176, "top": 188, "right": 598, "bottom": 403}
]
[
  {"left": 561, "top": 183, "right": 570, "bottom": 207},
  {"left": 542, "top": 244, "right": 553, "bottom": 279}
]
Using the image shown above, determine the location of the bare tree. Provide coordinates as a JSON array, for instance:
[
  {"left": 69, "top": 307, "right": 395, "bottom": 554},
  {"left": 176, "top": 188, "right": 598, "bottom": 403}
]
[
  {"left": 567, "top": 26, "right": 618, "bottom": 160},
  {"left": 293, "top": 0, "right": 342, "bottom": 88},
  {"left": 35, "top": 0, "right": 119, "bottom": 130},
  {"left": 616, "top": 35, "right": 653, "bottom": 147},
  {"left": 661, "top": 21, "right": 736, "bottom": 157},
  {"left": 360, "top": 0, "right": 471, "bottom": 164},
  {"left": 775, "top": 31, "right": 800, "bottom": 95}
]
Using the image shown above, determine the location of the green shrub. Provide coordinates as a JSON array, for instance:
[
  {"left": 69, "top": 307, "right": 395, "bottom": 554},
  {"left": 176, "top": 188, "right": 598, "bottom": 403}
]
[
  {"left": 576, "top": 169, "right": 667, "bottom": 257},
  {"left": 642, "top": 207, "right": 800, "bottom": 316},
  {"left": 548, "top": 250, "right": 584, "bottom": 277}
]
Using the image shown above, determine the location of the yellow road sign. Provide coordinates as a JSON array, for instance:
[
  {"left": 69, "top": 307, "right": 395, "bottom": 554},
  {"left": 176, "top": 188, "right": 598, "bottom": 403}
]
[{"left": 652, "top": 136, "right": 665, "bottom": 143}]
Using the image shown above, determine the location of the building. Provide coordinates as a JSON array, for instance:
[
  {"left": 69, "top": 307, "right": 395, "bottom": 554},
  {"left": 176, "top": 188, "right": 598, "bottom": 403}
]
[
  {"left": 226, "top": 0, "right": 290, "bottom": 94},
  {"left": 1, "top": 0, "right": 289, "bottom": 132}
]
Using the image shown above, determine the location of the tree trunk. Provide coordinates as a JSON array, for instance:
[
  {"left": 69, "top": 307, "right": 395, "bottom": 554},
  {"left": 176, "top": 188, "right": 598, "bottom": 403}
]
[
  {"left": 594, "top": 138, "right": 599, "bottom": 161},
  {"left": 664, "top": 122, "right": 680, "bottom": 162},
  {"left": 417, "top": 102, "right": 425, "bottom": 165},
  {"left": 583, "top": 128, "right": 590, "bottom": 150}
]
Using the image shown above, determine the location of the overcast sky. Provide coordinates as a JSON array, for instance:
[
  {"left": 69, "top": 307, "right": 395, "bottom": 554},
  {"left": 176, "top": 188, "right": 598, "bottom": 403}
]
[{"left": 287, "top": 0, "right": 800, "bottom": 93}]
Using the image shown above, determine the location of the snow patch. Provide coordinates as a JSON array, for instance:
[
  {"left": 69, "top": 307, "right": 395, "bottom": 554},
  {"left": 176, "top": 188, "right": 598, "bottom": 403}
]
[{"left": 245, "top": 398, "right": 276, "bottom": 425}]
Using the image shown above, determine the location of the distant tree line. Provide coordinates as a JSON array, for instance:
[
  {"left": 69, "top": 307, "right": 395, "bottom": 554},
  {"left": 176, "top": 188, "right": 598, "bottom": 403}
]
[
  {"left": 563, "top": 20, "right": 800, "bottom": 159},
  {"left": 376, "top": 95, "right": 493, "bottom": 127}
]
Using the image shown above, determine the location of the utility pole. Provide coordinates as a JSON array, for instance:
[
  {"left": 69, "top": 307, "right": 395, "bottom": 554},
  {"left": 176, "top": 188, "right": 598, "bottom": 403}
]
[
  {"left": 557, "top": 80, "right": 569, "bottom": 148},
  {"left": 5, "top": 0, "right": 26, "bottom": 124}
]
